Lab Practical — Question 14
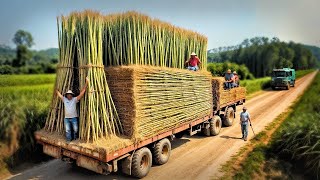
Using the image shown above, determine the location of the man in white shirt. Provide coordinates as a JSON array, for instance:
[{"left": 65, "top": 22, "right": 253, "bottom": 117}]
[
  {"left": 240, "top": 106, "right": 251, "bottom": 141},
  {"left": 56, "top": 78, "right": 89, "bottom": 142}
]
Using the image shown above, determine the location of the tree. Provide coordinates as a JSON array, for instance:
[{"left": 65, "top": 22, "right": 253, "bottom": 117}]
[
  {"left": 12, "top": 30, "right": 34, "bottom": 67},
  {"left": 13, "top": 30, "right": 34, "bottom": 48}
]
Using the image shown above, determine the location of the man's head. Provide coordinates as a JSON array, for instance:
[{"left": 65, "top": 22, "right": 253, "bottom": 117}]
[
  {"left": 242, "top": 106, "right": 247, "bottom": 112},
  {"left": 190, "top": 52, "right": 197, "bottom": 58},
  {"left": 65, "top": 90, "right": 74, "bottom": 100},
  {"left": 227, "top": 69, "right": 231, "bottom": 74},
  {"left": 233, "top": 71, "right": 237, "bottom": 75}
]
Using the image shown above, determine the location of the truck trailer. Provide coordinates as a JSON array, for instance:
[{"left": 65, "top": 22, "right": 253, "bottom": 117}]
[{"left": 35, "top": 75, "right": 245, "bottom": 178}]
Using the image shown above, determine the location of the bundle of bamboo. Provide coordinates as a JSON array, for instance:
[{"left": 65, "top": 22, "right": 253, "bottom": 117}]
[
  {"left": 106, "top": 65, "right": 212, "bottom": 140},
  {"left": 103, "top": 12, "right": 208, "bottom": 70},
  {"left": 45, "top": 11, "right": 123, "bottom": 142}
]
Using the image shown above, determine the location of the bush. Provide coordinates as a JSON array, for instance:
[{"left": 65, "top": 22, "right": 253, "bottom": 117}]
[
  {"left": 207, "top": 62, "right": 254, "bottom": 80},
  {"left": 0, "top": 65, "right": 14, "bottom": 74}
]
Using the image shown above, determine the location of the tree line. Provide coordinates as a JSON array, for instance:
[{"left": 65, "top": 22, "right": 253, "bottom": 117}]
[
  {"left": 0, "top": 30, "right": 58, "bottom": 74},
  {"left": 208, "top": 37, "right": 318, "bottom": 78}
]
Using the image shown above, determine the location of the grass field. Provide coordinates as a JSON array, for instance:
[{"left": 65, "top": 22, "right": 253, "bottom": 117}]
[{"left": 0, "top": 74, "right": 54, "bottom": 170}]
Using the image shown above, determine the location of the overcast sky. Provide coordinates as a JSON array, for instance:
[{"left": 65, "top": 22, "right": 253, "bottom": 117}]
[{"left": 0, "top": 0, "right": 319, "bottom": 50}]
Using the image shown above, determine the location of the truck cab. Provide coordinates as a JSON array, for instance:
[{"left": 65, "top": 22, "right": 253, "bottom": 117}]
[{"left": 271, "top": 68, "right": 295, "bottom": 90}]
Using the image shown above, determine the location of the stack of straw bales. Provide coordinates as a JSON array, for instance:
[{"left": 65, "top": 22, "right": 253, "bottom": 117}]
[
  {"left": 106, "top": 66, "right": 213, "bottom": 140},
  {"left": 211, "top": 77, "right": 246, "bottom": 109}
]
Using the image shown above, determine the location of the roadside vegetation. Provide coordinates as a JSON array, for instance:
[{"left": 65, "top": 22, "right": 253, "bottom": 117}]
[
  {"left": 0, "top": 75, "right": 54, "bottom": 177},
  {"left": 220, "top": 72, "right": 319, "bottom": 179}
]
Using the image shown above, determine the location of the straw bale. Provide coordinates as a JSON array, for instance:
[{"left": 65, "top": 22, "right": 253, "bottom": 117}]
[{"left": 106, "top": 65, "right": 213, "bottom": 140}]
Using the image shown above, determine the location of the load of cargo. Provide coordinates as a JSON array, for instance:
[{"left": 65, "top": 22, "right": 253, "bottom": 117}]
[{"left": 35, "top": 10, "right": 246, "bottom": 178}]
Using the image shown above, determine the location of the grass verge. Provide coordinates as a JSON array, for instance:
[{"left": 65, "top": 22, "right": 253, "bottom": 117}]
[{"left": 218, "top": 71, "right": 319, "bottom": 179}]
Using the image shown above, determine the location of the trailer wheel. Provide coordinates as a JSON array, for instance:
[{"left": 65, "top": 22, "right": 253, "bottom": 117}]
[
  {"left": 153, "top": 138, "right": 171, "bottom": 165},
  {"left": 210, "top": 116, "right": 222, "bottom": 135},
  {"left": 132, "top": 147, "right": 152, "bottom": 178},
  {"left": 223, "top": 107, "right": 235, "bottom": 126}
]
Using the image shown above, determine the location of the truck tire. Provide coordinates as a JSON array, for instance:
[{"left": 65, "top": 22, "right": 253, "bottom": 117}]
[
  {"left": 210, "top": 115, "right": 222, "bottom": 135},
  {"left": 132, "top": 147, "right": 152, "bottom": 178},
  {"left": 286, "top": 84, "right": 290, "bottom": 90},
  {"left": 271, "top": 86, "right": 276, "bottom": 90},
  {"left": 292, "top": 80, "right": 295, "bottom": 87},
  {"left": 153, "top": 138, "right": 171, "bottom": 165},
  {"left": 223, "top": 107, "right": 235, "bottom": 127}
]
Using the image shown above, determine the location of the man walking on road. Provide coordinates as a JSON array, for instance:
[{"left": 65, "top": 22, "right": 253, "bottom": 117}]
[{"left": 240, "top": 106, "right": 251, "bottom": 141}]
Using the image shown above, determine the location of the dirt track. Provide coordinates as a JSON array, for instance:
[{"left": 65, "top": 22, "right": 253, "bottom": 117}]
[{"left": 8, "top": 72, "right": 317, "bottom": 180}]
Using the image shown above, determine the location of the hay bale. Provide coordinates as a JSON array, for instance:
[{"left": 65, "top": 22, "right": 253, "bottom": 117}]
[
  {"left": 106, "top": 65, "right": 213, "bottom": 140},
  {"left": 211, "top": 77, "right": 246, "bottom": 108}
]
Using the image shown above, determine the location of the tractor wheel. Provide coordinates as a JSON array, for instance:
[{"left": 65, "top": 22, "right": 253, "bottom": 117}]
[
  {"left": 223, "top": 107, "right": 235, "bottom": 127},
  {"left": 210, "top": 115, "right": 222, "bottom": 135},
  {"left": 153, "top": 138, "right": 171, "bottom": 165},
  {"left": 132, "top": 147, "right": 152, "bottom": 178}
]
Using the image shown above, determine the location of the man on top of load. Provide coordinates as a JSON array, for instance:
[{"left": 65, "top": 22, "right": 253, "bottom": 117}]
[
  {"left": 233, "top": 71, "right": 239, "bottom": 87},
  {"left": 185, "top": 52, "right": 201, "bottom": 71},
  {"left": 56, "top": 77, "right": 89, "bottom": 142},
  {"left": 224, "top": 69, "right": 235, "bottom": 89}
]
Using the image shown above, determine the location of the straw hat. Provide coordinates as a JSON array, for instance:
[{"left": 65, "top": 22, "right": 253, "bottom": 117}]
[
  {"left": 233, "top": 71, "right": 237, "bottom": 74},
  {"left": 243, "top": 106, "right": 247, "bottom": 110},
  {"left": 65, "top": 90, "right": 74, "bottom": 96},
  {"left": 227, "top": 69, "right": 231, "bottom": 73},
  {"left": 190, "top": 52, "right": 197, "bottom": 56}
]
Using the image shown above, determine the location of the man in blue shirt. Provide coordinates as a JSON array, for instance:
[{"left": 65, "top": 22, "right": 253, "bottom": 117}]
[
  {"left": 240, "top": 106, "right": 251, "bottom": 141},
  {"left": 224, "top": 69, "right": 235, "bottom": 89}
]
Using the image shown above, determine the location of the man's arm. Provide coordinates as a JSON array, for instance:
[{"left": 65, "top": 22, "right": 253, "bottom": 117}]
[
  {"left": 77, "top": 77, "right": 89, "bottom": 101},
  {"left": 56, "top": 90, "right": 64, "bottom": 101}
]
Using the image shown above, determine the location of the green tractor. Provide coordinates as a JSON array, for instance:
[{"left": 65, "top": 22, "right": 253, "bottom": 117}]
[{"left": 271, "top": 68, "right": 296, "bottom": 90}]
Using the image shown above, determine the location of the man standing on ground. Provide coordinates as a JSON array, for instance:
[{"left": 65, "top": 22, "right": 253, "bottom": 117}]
[
  {"left": 240, "top": 106, "right": 251, "bottom": 141},
  {"left": 185, "top": 52, "right": 201, "bottom": 71},
  {"left": 56, "top": 77, "right": 89, "bottom": 142}
]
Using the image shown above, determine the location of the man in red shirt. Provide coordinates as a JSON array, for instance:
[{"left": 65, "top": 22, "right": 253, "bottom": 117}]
[{"left": 185, "top": 52, "right": 201, "bottom": 71}]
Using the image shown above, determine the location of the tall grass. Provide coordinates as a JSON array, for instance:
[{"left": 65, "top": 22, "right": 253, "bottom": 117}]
[
  {"left": 271, "top": 72, "right": 320, "bottom": 177},
  {"left": 0, "top": 78, "right": 53, "bottom": 167},
  {"left": 241, "top": 77, "right": 271, "bottom": 95}
]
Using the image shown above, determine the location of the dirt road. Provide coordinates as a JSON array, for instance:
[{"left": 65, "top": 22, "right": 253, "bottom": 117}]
[{"left": 8, "top": 72, "right": 317, "bottom": 180}]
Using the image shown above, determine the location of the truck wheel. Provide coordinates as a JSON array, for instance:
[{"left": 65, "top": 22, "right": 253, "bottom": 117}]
[
  {"left": 174, "top": 131, "right": 184, "bottom": 138},
  {"left": 223, "top": 107, "right": 235, "bottom": 127},
  {"left": 132, "top": 147, "right": 152, "bottom": 178},
  {"left": 286, "top": 84, "right": 290, "bottom": 90},
  {"left": 292, "top": 81, "right": 295, "bottom": 87},
  {"left": 153, "top": 138, "right": 171, "bottom": 165},
  {"left": 210, "top": 116, "right": 222, "bottom": 135},
  {"left": 271, "top": 86, "right": 276, "bottom": 90}
]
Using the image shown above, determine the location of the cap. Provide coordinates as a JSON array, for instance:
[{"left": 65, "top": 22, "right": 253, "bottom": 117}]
[{"left": 243, "top": 106, "right": 247, "bottom": 110}]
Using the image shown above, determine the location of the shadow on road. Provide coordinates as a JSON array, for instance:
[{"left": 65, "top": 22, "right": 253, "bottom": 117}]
[{"left": 220, "top": 135, "right": 242, "bottom": 140}]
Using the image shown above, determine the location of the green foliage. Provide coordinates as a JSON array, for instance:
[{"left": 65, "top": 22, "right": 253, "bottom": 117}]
[
  {"left": 12, "top": 45, "right": 33, "bottom": 67},
  {"left": 233, "top": 144, "right": 267, "bottom": 180},
  {"left": 0, "top": 74, "right": 55, "bottom": 87},
  {"left": 271, "top": 72, "right": 320, "bottom": 177},
  {"left": 296, "top": 69, "right": 315, "bottom": 79},
  {"left": 208, "top": 37, "right": 318, "bottom": 77},
  {"left": 12, "top": 30, "right": 34, "bottom": 48},
  {"left": 207, "top": 62, "right": 254, "bottom": 80},
  {"left": 241, "top": 77, "right": 271, "bottom": 95},
  {"left": 0, "top": 75, "right": 53, "bottom": 164},
  {"left": 0, "top": 65, "right": 14, "bottom": 74}
]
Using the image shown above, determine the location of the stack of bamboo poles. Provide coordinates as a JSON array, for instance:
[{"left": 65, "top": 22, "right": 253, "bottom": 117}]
[
  {"left": 106, "top": 65, "right": 212, "bottom": 140},
  {"left": 103, "top": 12, "right": 207, "bottom": 70},
  {"left": 211, "top": 77, "right": 246, "bottom": 108},
  {"left": 45, "top": 11, "right": 123, "bottom": 142}
]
